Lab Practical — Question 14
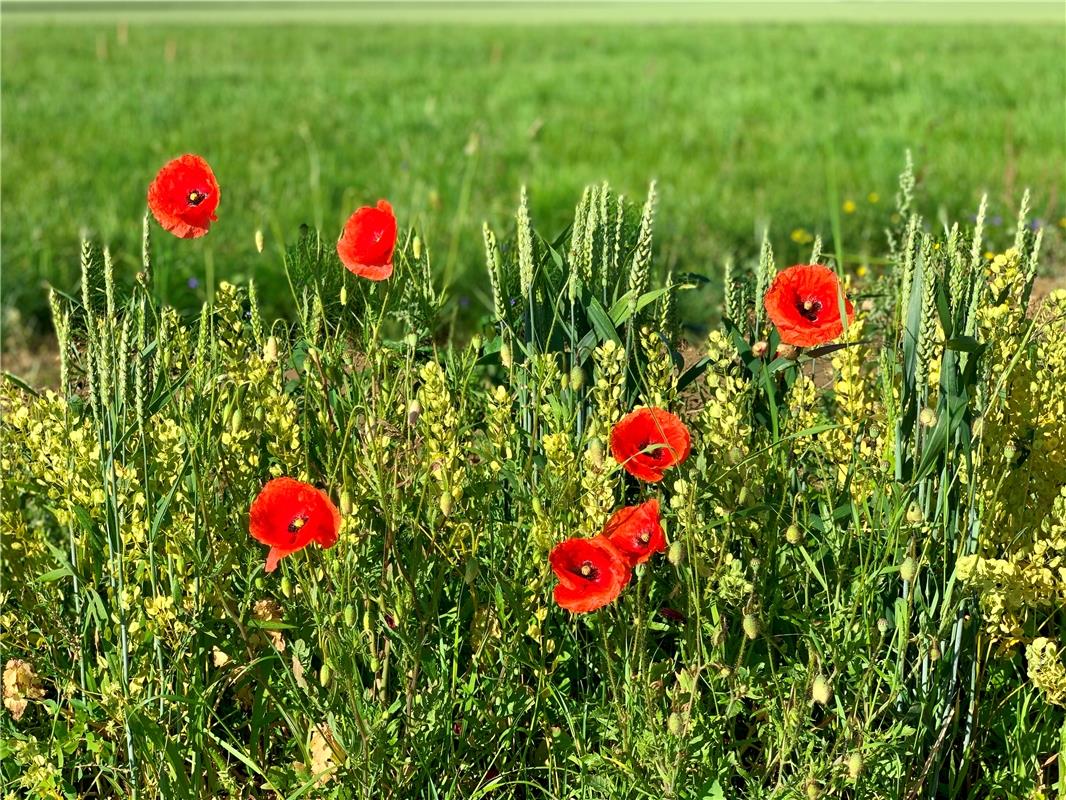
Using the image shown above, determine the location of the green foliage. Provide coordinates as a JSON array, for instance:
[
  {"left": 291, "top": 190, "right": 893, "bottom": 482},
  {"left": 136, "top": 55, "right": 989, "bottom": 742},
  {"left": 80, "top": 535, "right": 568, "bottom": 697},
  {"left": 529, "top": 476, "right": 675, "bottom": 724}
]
[{"left": 2, "top": 171, "right": 1066, "bottom": 800}]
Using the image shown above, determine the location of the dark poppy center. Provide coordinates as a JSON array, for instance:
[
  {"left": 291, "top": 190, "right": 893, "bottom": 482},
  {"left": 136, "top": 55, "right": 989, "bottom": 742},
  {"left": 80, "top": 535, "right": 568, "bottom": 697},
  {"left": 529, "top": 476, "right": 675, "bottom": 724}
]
[
  {"left": 576, "top": 560, "right": 599, "bottom": 581},
  {"left": 639, "top": 531, "right": 651, "bottom": 544},
  {"left": 638, "top": 440, "right": 667, "bottom": 462},
  {"left": 796, "top": 298, "right": 822, "bottom": 322},
  {"left": 287, "top": 514, "right": 308, "bottom": 540},
  {"left": 187, "top": 190, "right": 207, "bottom": 206}
]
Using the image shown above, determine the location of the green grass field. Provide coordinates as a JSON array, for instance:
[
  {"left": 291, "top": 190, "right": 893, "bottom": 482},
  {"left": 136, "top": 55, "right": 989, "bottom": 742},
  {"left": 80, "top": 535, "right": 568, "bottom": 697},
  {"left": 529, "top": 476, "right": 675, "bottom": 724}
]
[{"left": 2, "top": 5, "right": 1064, "bottom": 335}]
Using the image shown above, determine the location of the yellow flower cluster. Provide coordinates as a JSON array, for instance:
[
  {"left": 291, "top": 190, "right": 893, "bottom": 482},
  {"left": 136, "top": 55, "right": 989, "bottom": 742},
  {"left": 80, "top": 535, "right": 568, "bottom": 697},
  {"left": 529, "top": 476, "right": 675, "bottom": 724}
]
[
  {"left": 640, "top": 325, "right": 675, "bottom": 408},
  {"left": 417, "top": 360, "right": 466, "bottom": 518},
  {"left": 579, "top": 341, "right": 625, "bottom": 534}
]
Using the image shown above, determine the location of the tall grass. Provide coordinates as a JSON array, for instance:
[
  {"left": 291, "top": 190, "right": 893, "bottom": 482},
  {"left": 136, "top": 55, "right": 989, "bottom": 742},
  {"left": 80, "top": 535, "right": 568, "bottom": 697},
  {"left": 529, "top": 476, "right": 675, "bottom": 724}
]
[{"left": 2, "top": 162, "right": 1065, "bottom": 798}]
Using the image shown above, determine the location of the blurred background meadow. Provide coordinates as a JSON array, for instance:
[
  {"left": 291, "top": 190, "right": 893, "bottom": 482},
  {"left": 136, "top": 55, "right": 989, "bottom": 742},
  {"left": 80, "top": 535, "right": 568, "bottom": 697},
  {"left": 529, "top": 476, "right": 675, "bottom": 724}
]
[{"left": 2, "top": 0, "right": 1064, "bottom": 374}]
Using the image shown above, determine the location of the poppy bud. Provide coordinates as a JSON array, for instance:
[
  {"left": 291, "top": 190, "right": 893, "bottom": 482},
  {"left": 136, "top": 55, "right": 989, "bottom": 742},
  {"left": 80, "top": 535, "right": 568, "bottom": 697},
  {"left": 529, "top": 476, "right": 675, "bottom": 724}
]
[
  {"left": 847, "top": 752, "right": 863, "bottom": 781},
  {"left": 413, "top": 236, "right": 422, "bottom": 260},
  {"left": 340, "top": 284, "right": 348, "bottom": 306},
  {"left": 752, "top": 340, "right": 769, "bottom": 358},
  {"left": 229, "top": 408, "right": 242, "bottom": 435},
  {"left": 264, "top": 336, "right": 278, "bottom": 363},
  {"left": 738, "top": 486, "right": 755, "bottom": 508},
  {"left": 805, "top": 779, "right": 822, "bottom": 800},
  {"left": 742, "top": 614, "right": 760, "bottom": 640},
  {"left": 785, "top": 524, "right": 803, "bottom": 545},
  {"left": 906, "top": 502, "right": 923, "bottom": 524},
  {"left": 667, "top": 541, "right": 684, "bottom": 566},
  {"left": 532, "top": 496, "right": 543, "bottom": 517},
  {"left": 281, "top": 576, "right": 292, "bottom": 598},
  {"left": 777, "top": 344, "right": 800, "bottom": 360},
  {"left": 254, "top": 577, "right": 265, "bottom": 590},
  {"left": 439, "top": 492, "right": 454, "bottom": 517},
  {"left": 569, "top": 365, "right": 584, "bottom": 391},
  {"left": 407, "top": 399, "right": 422, "bottom": 427},
  {"left": 900, "top": 556, "right": 917, "bottom": 583},
  {"left": 255, "top": 229, "right": 265, "bottom": 253},
  {"left": 500, "top": 343, "right": 513, "bottom": 369},
  {"left": 403, "top": 332, "right": 419, "bottom": 350},
  {"left": 667, "top": 712, "right": 683, "bottom": 736},
  {"left": 470, "top": 334, "right": 482, "bottom": 352},
  {"left": 320, "top": 662, "right": 332, "bottom": 686},
  {"left": 343, "top": 604, "right": 355, "bottom": 627},
  {"left": 464, "top": 558, "right": 479, "bottom": 585},
  {"left": 877, "top": 617, "right": 889, "bottom": 634},
  {"left": 929, "top": 642, "right": 941, "bottom": 661},
  {"left": 919, "top": 407, "right": 937, "bottom": 427},
  {"left": 340, "top": 490, "right": 352, "bottom": 516},
  {"left": 812, "top": 675, "right": 832, "bottom": 705}
]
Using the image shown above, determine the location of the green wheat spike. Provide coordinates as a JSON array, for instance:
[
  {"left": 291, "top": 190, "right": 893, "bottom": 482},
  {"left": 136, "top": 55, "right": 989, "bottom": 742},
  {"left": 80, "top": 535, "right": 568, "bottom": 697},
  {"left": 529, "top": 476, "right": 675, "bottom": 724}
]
[
  {"left": 140, "top": 212, "right": 152, "bottom": 288},
  {"left": 1013, "top": 188, "right": 1031, "bottom": 254},
  {"left": 516, "top": 186, "right": 534, "bottom": 298},
  {"left": 568, "top": 186, "right": 590, "bottom": 300},
  {"left": 609, "top": 193, "right": 625, "bottom": 301},
  {"left": 482, "top": 223, "right": 506, "bottom": 325},
  {"left": 896, "top": 149, "right": 915, "bottom": 220},
  {"left": 48, "top": 288, "right": 71, "bottom": 398},
  {"left": 598, "top": 181, "right": 611, "bottom": 298},
  {"left": 810, "top": 235, "right": 823, "bottom": 264},
  {"left": 627, "top": 181, "right": 657, "bottom": 304},
  {"left": 755, "top": 229, "right": 773, "bottom": 325},
  {"left": 969, "top": 194, "right": 988, "bottom": 272},
  {"left": 103, "top": 246, "right": 117, "bottom": 327},
  {"left": 581, "top": 184, "right": 600, "bottom": 290},
  {"left": 248, "top": 279, "right": 264, "bottom": 349}
]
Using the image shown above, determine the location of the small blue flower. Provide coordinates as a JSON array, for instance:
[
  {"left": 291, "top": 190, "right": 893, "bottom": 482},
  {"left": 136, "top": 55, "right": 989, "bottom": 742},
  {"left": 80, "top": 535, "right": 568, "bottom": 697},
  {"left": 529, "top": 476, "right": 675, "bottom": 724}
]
[
  {"left": 458, "top": 295, "right": 470, "bottom": 309},
  {"left": 187, "top": 277, "right": 200, "bottom": 289}
]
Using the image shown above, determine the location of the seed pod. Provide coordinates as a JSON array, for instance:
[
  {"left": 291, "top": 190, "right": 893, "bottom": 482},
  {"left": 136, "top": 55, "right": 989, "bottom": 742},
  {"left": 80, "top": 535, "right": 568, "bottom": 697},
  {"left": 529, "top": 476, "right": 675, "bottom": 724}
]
[
  {"left": 812, "top": 675, "right": 832, "bottom": 705},
  {"left": 569, "top": 365, "right": 584, "bottom": 391},
  {"left": 847, "top": 752, "right": 864, "bottom": 781},
  {"left": 900, "top": 556, "right": 917, "bottom": 583},
  {"left": 343, "top": 604, "right": 355, "bottom": 627},
  {"left": 667, "top": 541, "right": 684, "bottom": 566},
  {"left": 742, "top": 614, "right": 760, "bottom": 640},
  {"left": 340, "top": 490, "right": 352, "bottom": 516},
  {"left": 229, "top": 407, "right": 243, "bottom": 435},
  {"left": 319, "top": 662, "right": 332, "bottom": 687},
  {"left": 531, "top": 496, "right": 543, "bottom": 517},
  {"left": 877, "top": 617, "right": 889, "bottom": 634},
  {"left": 929, "top": 642, "right": 941, "bottom": 661},
  {"left": 340, "top": 284, "right": 348, "bottom": 306},
  {"left": 667, "top": 712, "right": 683, "bottom": 736},
  {"left": 752, "top": 340, "right": 769, "bottom": 358},
  {"left": 785, "top": 524, "right": 803, "bottom": 545}
]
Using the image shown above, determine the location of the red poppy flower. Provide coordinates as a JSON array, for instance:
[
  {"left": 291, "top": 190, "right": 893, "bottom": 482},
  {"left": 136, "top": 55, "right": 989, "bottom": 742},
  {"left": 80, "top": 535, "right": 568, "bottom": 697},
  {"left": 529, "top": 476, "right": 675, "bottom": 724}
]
[
  {"left": 248, "top": 477, "right": 340, "bottom": 573},
  {"left": 763, "top": 264, "right": 855, "bottom": 347},
  {"left": 604, "top": 498, "right": 666, "bottom": 566},
  {"left": 610, "top": 407, "right": 691, "bottom": 483},
  {"left": 147, "top": 154, "right": 220, "bottom": 239},
  {"left": 337, "top": 200, "right": 397, "bottom": 281},
  {"left": 549, "top": 535, "right": 631, "bottom": 613}
]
